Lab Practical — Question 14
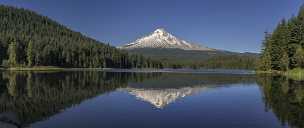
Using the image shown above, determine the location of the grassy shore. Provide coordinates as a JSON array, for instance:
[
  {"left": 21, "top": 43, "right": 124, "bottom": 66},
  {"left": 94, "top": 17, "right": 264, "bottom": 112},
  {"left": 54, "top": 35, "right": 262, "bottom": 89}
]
[
  {"left": 2, "top": 66, "right": 65, "bottom": 71},
  {"left": 0, "top": 66, "right": 109, "bottom": 71},
  {"left": 257, "top": 68, "right": 304, "bottom": 81},
  {"left": 285, "top": 68, "right": 304, "bottom": 81},
  {"left": 255, "top": 70, "right": 281, "bottom": 74}
]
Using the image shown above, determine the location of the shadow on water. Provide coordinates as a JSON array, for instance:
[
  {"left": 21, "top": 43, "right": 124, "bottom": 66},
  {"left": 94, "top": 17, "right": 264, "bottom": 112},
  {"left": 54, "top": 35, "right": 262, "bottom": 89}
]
[{"left": 1, "top": 71, "right": 304, "bottom": 128}]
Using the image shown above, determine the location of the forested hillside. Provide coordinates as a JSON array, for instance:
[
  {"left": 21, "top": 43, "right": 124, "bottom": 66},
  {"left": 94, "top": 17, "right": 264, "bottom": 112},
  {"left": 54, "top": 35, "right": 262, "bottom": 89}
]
[
  {"left": 0, "top": 5, "right": 162, "bottom": 68},
  {"left": 258, "top": 6, "right": 304, "bottom": 71},
  {"left": 128, "top": 48, "right": 259, "bottom": 69}
]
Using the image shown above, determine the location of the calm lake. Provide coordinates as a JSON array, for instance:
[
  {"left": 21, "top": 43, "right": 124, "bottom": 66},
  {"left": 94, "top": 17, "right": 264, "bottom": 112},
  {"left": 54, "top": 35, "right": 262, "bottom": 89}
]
[{"left": 0, "top": 70, "right": 303, "bottom": 128}]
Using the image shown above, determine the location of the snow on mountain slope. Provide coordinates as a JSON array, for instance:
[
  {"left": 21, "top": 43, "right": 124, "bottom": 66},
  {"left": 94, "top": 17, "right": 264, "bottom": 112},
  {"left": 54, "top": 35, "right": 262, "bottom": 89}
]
[{"left": 120, "top": 28, "right": 215, "bottom": 51}]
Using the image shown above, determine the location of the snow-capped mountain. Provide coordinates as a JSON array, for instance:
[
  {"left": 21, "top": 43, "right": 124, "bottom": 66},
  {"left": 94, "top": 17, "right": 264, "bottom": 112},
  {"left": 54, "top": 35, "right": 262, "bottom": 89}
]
[{"left": 120, "top": 28, "right": 215, "bottom": 51}]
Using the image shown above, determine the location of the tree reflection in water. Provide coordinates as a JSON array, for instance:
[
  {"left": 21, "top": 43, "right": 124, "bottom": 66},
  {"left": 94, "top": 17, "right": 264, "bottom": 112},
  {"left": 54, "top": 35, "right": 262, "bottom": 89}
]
[
  {"left": 257, "top": 75, "right": 304, "bottom": 128},
  {"left": 0, "top": 71, "right": 160, "bottom": 128}
]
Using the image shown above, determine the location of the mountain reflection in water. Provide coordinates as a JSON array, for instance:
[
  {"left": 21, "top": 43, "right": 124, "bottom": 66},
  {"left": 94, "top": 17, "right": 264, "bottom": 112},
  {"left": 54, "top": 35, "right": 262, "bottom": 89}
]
[{"left": 125, "top": 87, "right": 207, "bottom": 109}]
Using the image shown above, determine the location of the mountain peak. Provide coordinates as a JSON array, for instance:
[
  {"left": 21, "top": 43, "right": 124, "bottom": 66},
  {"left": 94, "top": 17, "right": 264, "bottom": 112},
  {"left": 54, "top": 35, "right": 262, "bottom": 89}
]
[
  {"left": 120, "top": 28, "right": 215, "bottom": 51},
  {"left": 154, "top": 28, "right": 167, "bottom": 34}
]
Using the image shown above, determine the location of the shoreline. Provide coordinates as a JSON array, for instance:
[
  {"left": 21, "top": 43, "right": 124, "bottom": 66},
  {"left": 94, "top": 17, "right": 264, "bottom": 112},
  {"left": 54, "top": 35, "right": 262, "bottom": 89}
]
[
  {"left": 256, "top": 69, "right": 304, "bottom": 81},
  {"left": 0, "top": 67, "right": 255, "bottom": 74},
  {"left": 4, "top": 67, "right": 303, "bottom": 80}
]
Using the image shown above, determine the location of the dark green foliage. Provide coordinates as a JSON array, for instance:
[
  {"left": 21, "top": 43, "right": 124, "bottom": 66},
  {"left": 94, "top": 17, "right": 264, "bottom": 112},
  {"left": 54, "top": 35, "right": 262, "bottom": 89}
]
[
  {"left": 0, "top": 5, "right": 162, "bottom": 68},
  {"left": 280, "top": 51, "right": 289, "bottom": 71},
  {"left": 7, "top": 40, "right": 17, "bottom": 67},
  {"left": 258, "top": 32, "right": 272, "bottom": 71},
  {"left": 198, "top": 55, "right": 258, "bottom": 69},
  {"left": 295, "top": 47, "right": 304, "bottom": 68},
  {"left": 0, "top": 40, "right": 6, "bottom": 64},
  {"left": 26, "top": 40, "right": 33, "bottom": 67},
  {"left": 128, "top": 48, "right": 259, "bottom": 69},
  {"left": 258, "top": 6, "right": 304, "bottom": 71}
]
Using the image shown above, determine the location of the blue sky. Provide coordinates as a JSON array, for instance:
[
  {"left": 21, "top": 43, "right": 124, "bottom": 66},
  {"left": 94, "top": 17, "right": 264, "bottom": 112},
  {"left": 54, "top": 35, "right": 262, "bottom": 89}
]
[{"left": 0, "top": 0, "right": 303, "bottom": 53}]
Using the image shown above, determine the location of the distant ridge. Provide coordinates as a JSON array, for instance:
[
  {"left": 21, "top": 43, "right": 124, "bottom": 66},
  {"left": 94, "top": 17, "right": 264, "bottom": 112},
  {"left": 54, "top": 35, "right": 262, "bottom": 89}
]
[{"left": 120, "top": 28, "right": 215, "bottom": 51}]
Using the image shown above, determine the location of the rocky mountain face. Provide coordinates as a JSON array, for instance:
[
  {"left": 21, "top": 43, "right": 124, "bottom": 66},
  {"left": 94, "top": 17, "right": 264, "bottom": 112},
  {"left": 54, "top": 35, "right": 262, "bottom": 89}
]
[{"left": 120, "top": 28, "right": 215, "bottom": 51}]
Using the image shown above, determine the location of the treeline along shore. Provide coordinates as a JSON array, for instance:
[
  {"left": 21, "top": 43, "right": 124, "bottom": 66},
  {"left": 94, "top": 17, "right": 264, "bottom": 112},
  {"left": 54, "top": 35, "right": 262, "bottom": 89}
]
[{"left": 257, "top": 5, "right": 304, "bottom": 80}]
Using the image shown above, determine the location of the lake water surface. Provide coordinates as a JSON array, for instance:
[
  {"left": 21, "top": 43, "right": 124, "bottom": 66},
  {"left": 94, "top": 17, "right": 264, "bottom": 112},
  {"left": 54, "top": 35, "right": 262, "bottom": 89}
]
[{"left": 0, "top": 71, "right": 303, "bottom": 128}]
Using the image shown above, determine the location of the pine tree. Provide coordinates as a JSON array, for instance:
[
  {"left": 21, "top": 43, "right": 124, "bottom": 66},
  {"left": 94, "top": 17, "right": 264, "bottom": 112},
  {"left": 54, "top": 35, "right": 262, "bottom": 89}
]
[
  {"left": 8, "top": 40, "right": 17, "bottom": 67},
  {"left": 258, "top": 32, "right": 272, "bottom": 71},
  {"left": 268, "top": 20, "right": 290, "bottom": 70},
  {"left": 298, "top": 5, "right": 304, "bottom": 22},
  {"left": 27, "top": 40, "right": 34, "bottom": 67},
  {"left": 287, "top": 17, "right": 300, "bottom": 69},
  {"left": 295, "top": 46, "right": 304, "bottom": 68},
  {"left": 280, "top": 52, "right": 289, "bottom": 71},
  {"left": 260, "top": 51, "right": 272, "bottom": 71}
]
